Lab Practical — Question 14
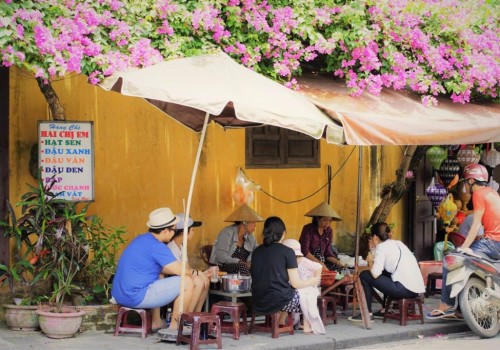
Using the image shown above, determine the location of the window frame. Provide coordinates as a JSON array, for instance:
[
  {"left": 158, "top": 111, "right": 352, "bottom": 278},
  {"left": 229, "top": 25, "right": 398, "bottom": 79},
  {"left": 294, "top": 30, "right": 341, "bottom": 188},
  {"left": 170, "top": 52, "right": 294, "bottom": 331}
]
[{"left": 245, "top": 126, "right": 320, "bottom": 169}]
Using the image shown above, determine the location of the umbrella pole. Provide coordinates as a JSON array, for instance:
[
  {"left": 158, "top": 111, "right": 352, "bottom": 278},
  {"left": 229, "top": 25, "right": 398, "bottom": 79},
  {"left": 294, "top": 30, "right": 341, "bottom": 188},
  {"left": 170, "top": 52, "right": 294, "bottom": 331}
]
[
  {"left": 179, "top": 112, "right": 210, "bottom": 315},
  {"left": 354, "top": 146, "right": 372, "bottom": 329},
  {"left": 354, "top": 146, "right": 362, "bottom": 274}
]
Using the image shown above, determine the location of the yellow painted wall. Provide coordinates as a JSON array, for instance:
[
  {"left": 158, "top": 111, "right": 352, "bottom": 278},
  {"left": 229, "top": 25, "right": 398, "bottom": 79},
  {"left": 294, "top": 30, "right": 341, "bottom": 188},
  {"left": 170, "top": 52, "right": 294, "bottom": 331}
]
[{"left": 8, "top": 68, "right": 405, "bottom": 269}]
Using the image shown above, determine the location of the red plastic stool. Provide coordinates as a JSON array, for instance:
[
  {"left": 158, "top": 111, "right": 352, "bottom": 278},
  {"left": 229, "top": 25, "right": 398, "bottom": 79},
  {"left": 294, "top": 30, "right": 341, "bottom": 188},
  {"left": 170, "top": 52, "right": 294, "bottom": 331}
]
[
  {"left": 249, "top": 309, "right": 294, "bottom": 338},
  {"left": 425, "top": 272, "right": 442, "bottom": 297},
  {"left": 114, "top": 306, "right": 152, "bottom": 338},
  {"left": 317, "top": 295, "right": 337, "bottom": 325},
  {"left": 211, "top": 301, "right": 248, "bottom": 340},
  {"left": 383, "top": 295, "right": 425, "bottom": 326},
  {"left": 177, "top": 312, "right": 222, "bottom": 350}
]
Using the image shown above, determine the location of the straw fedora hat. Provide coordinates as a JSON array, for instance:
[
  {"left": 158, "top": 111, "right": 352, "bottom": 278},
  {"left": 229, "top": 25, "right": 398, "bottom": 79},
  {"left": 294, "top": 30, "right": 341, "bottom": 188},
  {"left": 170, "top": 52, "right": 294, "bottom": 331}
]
[
  {"left": 147, "top": 207, "right": 180, "bottom": 229},
  {"left": 224, "top": 203, "right": 264, "bottom": 222},
  {"left": 304, "top": 202, "right": 342, "bottom": 221}
]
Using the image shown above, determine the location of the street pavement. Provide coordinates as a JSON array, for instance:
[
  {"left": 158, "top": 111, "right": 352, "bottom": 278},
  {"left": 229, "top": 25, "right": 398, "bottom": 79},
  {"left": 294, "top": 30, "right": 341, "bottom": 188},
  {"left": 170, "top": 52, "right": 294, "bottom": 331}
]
[
  {"left": 350, "top": 331, "right": 500, "bottom": 350},
  {"left": 0, "top": 296, "right": 471, "bottom": 350}
]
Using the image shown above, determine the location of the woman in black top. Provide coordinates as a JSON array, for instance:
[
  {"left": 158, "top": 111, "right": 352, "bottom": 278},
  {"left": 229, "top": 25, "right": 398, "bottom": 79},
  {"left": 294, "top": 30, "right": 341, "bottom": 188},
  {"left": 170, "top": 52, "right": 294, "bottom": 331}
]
[{"left": 251, "top": 216, "right": 320, "bottom": 316}]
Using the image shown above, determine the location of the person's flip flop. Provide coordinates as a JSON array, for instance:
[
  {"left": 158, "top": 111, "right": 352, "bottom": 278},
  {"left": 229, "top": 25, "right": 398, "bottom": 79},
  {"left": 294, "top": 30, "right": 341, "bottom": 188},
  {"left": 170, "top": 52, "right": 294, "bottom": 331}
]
[
  {"left": 158, "top": 327, "right": 178, "bottom": 342},
  {"left": 443, "top": 312, "right": 464, "bottom": 321},
  {"left": 425, "top": 308, "right": 455, "bottom": 319}
]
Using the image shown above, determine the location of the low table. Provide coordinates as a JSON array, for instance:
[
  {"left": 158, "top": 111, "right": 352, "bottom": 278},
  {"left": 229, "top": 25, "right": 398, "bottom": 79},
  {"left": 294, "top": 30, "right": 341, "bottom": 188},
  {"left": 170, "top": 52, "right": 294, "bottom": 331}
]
[{"left": 204, "top": 289, "right": 252, "bottom": 312}]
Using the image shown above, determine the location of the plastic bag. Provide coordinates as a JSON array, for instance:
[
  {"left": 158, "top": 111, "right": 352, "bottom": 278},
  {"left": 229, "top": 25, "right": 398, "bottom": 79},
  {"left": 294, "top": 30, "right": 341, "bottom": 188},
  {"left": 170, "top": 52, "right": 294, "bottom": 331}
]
[{"left": 232, "top": 169, "right": 260, "bottom": 205}]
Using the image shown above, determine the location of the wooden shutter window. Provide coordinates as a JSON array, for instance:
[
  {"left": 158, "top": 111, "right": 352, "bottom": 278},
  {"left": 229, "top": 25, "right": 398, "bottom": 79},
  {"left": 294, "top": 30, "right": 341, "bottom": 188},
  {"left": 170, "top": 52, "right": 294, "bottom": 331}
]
[{"left": 246, "top": 126, "right": 320, "bottom": 168}]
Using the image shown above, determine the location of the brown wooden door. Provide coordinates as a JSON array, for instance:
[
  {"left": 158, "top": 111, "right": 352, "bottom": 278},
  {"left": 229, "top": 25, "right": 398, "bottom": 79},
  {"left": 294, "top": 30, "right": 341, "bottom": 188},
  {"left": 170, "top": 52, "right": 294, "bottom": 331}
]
[{"left": 408, "top": 154, "right": 436, "bottom": 261}]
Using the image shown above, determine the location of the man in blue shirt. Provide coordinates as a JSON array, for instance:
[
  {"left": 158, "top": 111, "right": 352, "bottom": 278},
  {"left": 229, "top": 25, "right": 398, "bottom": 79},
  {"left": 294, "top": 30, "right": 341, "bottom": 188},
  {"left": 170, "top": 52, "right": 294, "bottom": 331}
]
[{"left": 112, "top": 207, "right": 194, "bottom": 335}]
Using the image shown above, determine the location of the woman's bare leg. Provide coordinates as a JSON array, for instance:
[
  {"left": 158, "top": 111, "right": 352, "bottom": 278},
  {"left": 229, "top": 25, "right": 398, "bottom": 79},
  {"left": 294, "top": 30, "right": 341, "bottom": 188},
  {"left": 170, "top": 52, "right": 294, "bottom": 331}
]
[
  {"left": 303, "top": 318, "right": 312, "bottom": 333},
  {"left": 169, "top": 276, "right": 194, "bottom": 330},
  {"left": 151, "top": 308, "right": 163, "bottom": 329},
  {"left": 193, "top": 274, "right": 210, "bottom": 312},
  {"left": 188, "top": 275, "right": 208, "bottom": 312}
]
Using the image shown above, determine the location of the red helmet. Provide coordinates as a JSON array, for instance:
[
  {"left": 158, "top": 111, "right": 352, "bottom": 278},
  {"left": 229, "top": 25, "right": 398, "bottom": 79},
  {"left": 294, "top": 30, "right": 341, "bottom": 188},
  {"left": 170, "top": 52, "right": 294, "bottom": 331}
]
[{"left": 463, "top": 163, "right": 489, "bottom": 182}]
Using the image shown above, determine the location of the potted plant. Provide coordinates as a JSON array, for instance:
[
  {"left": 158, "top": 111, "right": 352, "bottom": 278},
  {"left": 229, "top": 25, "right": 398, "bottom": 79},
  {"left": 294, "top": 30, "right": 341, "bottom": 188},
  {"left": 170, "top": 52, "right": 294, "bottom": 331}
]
[
  {"left": 71, "top": 218, "right": 125, "bottom": 306},
  {"left": 0, "top": 258, "right": 45, "bottom": 331},
  {"left": 35, "top": 243, "right": 87, "bottom": 339},
  {"left": 1, "top": 171, "right": 125, "bottom": 337},
  {"left": 0, "top": 197, "right": 53, "bottom": 331}
]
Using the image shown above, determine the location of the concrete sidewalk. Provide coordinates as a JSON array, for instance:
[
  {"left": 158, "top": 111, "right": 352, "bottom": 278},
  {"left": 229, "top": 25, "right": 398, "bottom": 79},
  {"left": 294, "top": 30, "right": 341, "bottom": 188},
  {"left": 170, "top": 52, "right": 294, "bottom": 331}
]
[{"left": 0, "top": 297, "right": 470, "bottom": 350}]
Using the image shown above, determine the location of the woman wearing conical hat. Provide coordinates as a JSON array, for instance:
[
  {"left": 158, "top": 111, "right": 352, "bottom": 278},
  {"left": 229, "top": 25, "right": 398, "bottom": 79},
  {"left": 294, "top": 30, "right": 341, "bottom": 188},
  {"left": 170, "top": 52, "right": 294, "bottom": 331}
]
[
  {"left": 209, "top": 204, "right": 264, "bottom": 276},
  {"left": 299, "top": 202, "right": 344, "bottom": 272}
]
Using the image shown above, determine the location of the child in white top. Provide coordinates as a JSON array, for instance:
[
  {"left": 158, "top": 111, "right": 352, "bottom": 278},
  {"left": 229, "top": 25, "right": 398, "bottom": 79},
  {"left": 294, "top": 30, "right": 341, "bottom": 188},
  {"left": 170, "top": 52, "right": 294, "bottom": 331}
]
[{"left": 283, "top": 239, "right": 325, "bottom": 334}]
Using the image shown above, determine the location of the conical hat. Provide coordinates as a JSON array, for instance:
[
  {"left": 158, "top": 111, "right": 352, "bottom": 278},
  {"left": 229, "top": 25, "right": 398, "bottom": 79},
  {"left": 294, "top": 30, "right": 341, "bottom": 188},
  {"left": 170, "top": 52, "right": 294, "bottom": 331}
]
[
  {"left": 224, "top": 203, "right": 264, "bottom": 222},
  {"left": 304, "top": 202, "right": 342, "bottom": 221}
]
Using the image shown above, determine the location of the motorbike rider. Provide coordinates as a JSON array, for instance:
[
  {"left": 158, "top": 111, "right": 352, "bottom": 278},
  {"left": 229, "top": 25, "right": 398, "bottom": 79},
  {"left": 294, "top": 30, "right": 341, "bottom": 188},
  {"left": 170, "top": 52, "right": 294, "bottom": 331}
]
[{"left": 427, "top": 163, "right": 500, "bottom": 319}]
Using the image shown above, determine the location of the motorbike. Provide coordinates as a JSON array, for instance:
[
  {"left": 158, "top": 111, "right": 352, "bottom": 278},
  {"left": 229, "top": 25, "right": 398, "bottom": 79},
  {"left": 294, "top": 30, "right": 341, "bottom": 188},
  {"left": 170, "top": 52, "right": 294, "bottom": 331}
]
[{"left": 444, "top": 248, "right": 500, "bottom": 338}]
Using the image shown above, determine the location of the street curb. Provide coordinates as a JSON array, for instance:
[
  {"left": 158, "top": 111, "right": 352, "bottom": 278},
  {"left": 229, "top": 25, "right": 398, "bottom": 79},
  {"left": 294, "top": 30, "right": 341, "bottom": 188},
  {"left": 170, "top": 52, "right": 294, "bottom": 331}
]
[{"left": 335, "top": 323, "right": 470, "bottom": 349}]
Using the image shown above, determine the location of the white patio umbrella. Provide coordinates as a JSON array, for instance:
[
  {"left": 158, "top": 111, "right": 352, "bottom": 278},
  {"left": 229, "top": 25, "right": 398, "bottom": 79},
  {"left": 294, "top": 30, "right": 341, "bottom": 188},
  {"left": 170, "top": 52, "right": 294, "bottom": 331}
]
[{"left": 100, "top": 52, "right": 344, "bottom": 314}]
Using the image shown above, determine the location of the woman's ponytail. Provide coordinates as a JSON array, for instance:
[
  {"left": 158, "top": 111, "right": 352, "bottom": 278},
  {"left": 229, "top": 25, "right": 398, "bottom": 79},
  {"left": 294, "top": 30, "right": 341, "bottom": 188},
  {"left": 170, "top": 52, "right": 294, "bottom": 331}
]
[{"left": 262, "top": 216, "right": 286, "bottom": 246}]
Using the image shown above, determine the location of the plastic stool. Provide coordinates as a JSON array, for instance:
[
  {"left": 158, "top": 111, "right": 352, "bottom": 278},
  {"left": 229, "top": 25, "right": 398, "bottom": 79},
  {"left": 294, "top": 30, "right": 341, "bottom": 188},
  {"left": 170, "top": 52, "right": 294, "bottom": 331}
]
[
  {"left": 177, "top": 312, "right": 222, "bottom": 350},
  {"left": 383, "top": 295, "right": 424, "bottom": 326},
  {"left": 317, "top": 295, "right": 337, "bottom": 325},
  {"left": 114, "top": 306, "right": 152, "bottom": 338},
  {"left": 211, "top": 301, "right": 248, "bottom": 340},
  {"left": 425, "top": 272, "right": 442, "bottom": 297},
  {"left": 249, "top": 309, "right": 294, "bottom": 338}
]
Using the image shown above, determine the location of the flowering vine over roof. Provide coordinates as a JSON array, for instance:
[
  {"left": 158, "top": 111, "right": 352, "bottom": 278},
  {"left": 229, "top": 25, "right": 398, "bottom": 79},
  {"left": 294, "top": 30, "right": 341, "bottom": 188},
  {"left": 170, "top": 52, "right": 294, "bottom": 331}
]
[{"left": 1, "top": 0, "right": 499, "bottom": 106}]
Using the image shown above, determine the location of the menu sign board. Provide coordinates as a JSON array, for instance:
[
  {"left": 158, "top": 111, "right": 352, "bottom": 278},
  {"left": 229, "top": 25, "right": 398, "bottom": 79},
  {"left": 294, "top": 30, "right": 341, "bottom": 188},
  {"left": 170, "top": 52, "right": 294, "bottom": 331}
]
[{"left": 38, "top": 121, "right": 94, "bottom": 202}]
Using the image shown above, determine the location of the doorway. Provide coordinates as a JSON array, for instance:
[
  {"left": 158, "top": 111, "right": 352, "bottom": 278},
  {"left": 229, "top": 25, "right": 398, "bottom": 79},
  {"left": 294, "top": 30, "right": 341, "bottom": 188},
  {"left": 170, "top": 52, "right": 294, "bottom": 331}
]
[{"left": 407, "top": 154, "right": 436, "bottom": 261}]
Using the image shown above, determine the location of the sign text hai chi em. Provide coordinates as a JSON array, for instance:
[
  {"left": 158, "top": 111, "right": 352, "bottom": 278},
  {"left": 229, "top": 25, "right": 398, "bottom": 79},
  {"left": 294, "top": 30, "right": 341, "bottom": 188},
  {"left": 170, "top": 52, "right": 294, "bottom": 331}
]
[{"left": 38, "top": 121, "right": 94, "bottom": 202}]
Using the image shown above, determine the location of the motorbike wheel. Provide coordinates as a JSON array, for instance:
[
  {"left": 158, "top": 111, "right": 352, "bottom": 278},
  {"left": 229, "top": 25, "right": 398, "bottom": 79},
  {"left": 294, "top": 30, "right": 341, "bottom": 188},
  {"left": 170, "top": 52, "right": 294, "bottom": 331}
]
[{"left": 459, "top": 276, "right": 500, "bottom": 338}]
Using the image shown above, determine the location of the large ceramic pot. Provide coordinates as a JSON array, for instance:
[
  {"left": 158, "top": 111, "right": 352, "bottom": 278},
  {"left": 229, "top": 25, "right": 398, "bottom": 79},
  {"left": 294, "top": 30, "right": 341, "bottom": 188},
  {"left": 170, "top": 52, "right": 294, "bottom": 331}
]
[
  {"left": 36, "top": 307, "right": 86, "bottom": 339},
  {"left": 2, "top": 304, "right": 40, "bottom": 331}
]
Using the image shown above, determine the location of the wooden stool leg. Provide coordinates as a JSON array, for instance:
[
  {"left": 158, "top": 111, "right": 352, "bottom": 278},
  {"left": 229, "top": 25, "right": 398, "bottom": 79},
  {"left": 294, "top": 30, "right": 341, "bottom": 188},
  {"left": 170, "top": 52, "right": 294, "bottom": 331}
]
[
  {"left": 417, "top": 299, "right": 424, "bottom": 324},
  {"left": 271, "top": 314, "right": 279, "bottom": 338},
  {"left": 215, "top": 317, "right": 222, "bottom": 349},
  {"left": 190, "top": 319, "right": 201, "bottom": 350},
  {"left": 177, "top": 314, "right": 185, "bottom": 346},
  {"left": 232, "top": 313, "right": 240, "bottom": 340},
  {"left": 242, "top": 306, "right": 248, "bottom": 335},
  {"left": 114, "top": 307, "right": 125, "bottom": 336},
  {"left": 287, "top": 312, "right": 294, "bottom": 335},
  {"left": 249, "top": 311, "right": 255, "bottom": 334},
  {"left": 400, "top": 299, "right": 407, "bottom": 326}
]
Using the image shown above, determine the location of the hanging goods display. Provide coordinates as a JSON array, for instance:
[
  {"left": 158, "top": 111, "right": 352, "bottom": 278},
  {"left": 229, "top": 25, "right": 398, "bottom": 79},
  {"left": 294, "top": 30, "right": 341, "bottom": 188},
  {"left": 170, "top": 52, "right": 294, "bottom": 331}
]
[
  {"left": 438, "top": 193, "right": 458, "bottom": 225},
  {"left": 457, "top": 180, "right": 472, "bottom": 208},
  {"left": 437, "top": 158, "right": 461, "bottom": 188},
  {"left": 481, "top": 143, "right": 500, "bottom": 168},
  {"left": 426, "top": 146, "right": 448, "bottom": 170},
  {"left": 456, "top": 145, "right": 480, "bottom": 168},
  {"left": 426, "top": 177, "right": 448, "bottom": 209}
]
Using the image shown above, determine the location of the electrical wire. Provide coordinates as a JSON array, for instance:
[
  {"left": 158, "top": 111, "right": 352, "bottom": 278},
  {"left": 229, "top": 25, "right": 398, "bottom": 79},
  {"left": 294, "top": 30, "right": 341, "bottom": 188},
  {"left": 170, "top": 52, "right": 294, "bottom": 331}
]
[{"left": 240, "top": 146, "right": 357, "bottom": 204}]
